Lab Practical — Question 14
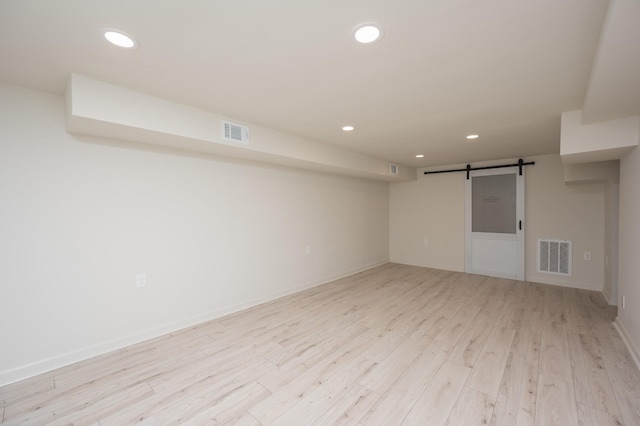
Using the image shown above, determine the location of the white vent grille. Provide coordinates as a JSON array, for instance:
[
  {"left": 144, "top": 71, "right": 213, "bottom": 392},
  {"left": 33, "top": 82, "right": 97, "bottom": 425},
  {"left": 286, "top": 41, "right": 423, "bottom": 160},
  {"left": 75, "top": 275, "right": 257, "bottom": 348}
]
[
  {"left": 222, "top": 120, "right": 250, "bottom": 144},
  {"left": 538, "top": 239, "right": 571, "bottom": 276},
  {"left": 389, "top": 163, "right": 399, "bottom": 175}
]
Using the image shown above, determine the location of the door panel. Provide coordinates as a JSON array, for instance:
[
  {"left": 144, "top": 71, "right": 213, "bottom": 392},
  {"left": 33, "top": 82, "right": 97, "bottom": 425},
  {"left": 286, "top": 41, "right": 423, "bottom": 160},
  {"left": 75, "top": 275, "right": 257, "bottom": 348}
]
[{"left": 471, "top": 234, "right": 517, "bottom": 278}]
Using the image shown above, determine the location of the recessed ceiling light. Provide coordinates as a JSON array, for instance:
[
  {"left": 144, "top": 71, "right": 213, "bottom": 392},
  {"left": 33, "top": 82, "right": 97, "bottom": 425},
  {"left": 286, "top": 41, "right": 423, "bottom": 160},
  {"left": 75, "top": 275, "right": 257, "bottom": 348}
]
[
  {"left": 342, "top": 125, "right": 355, "bottom": 131},
  {"left": 416, "top": 154, "right": 425, "bottom": 158},
  {"left": 353, "top": 23, "right": 384, "bottom": 44},
  {"left": 103, "top": 29, "right": 138, "bottom": 49},
  {"left": 466, "top": 134, "right": 479, "bottom": 140}
]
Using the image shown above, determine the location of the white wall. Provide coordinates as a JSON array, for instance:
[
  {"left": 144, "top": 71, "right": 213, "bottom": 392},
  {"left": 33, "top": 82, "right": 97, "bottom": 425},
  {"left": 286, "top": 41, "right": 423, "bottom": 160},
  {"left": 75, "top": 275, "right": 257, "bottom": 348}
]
[
  {"left": 390, "top": 154, "right": 605, "bottom": 290},
  {"left": 0, "top": 83, "right": 390, "bottom": 385},
  {"left": 389, "top": 172, "right": 465, "bottom": 271},
  {"left": 617, "top": 146, "right": 640, "bottom": 364},
  {"left": 525, "top": 155, "right": 605, "bottom": 289},
  {"left": 603, "top": 177, "right": 620, "bottom": 304},
  {"left": 560, "top": 110, "right": 639, "bottom": 163},
  {"left": 66, "top": 74, "right": 417, "bottom": 182}
]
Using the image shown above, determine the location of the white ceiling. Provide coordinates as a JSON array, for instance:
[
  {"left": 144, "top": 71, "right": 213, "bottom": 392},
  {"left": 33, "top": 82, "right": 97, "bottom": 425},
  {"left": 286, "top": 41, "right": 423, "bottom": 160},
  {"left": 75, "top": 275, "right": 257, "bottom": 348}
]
[{"left": 0, "top": 0, "right": 637, "bottom": 168}]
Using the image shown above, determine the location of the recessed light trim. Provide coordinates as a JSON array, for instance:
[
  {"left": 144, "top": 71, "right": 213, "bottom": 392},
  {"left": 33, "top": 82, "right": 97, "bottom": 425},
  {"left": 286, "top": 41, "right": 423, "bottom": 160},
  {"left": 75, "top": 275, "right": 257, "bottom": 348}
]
[
  {"left": 342, "top": 125, "right": 355, "bottom": 131},
  {"left": 466, "top": 134, "right": 479, "bottom": 140},
  {"left": 103, "top": 29, "right": 138, "bottom": 49},
  {"left": 416, "top": 154, "right": 425, "bottom": 158},
  {"left": 353, "top": 23, "right": 384, "bottom": 44}
]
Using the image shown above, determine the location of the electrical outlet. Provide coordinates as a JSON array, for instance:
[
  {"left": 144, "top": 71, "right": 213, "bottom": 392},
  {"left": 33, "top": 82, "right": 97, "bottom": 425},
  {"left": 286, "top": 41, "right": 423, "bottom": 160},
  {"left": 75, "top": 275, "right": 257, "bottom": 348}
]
[
  {"left": 305, "top": 246, "right": 311, "bottom": 255},
  {"left": 136, "top": 273, "right": 147, "bottom": 288},
  {"left": 584, "top": 252, "right": 592, "bottom": 261},
  {"left": 423, "top": 238, "right": 429, "bottom": 247}
]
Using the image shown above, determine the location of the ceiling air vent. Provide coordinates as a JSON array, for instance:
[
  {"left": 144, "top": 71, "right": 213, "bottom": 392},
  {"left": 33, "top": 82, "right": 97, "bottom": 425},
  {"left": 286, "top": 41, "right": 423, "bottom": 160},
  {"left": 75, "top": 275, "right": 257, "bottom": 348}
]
[
  {"left": 222, "top": 120, "right": 250, "bottom": 144},
  {"left": 538, "top": 239, "right": 571, "bottom": 276},
  {"left": 390, "top": 163, "right": 399, "bottom": 175}
]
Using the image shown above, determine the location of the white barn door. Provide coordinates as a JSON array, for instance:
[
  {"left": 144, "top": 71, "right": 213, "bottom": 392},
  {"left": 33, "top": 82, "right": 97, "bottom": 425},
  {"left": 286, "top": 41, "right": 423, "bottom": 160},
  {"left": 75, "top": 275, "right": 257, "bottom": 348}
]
[{"left": 465, "top": 167, "right": 525, "bottom": 280}]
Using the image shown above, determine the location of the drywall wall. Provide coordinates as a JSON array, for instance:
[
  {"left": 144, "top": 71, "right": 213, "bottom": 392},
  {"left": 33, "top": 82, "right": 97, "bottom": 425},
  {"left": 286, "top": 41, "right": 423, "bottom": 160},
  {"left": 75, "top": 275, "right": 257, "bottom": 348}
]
[
  {"left": 560, "top": 110, "right": 639, "bottom": 163},
  {"left": 0, "top": 83, "right": 390, "bottom": 385},
  {"left": 390, "top": 154, "right": 605, "bottom": 290},
  {"left": 525, "top": 155, "right": 605, "bottom": 288},
  {"left": 603, "top": 177, "right": 620, "bottom": 305},
  {"left": 563, "top": 160, "right": 619, "bottom": 183},
  {"left": 389, "top": 172, "right": 465, "bottom": 271},
  {"left": 617, "top": 146, "right": 640, "bottom": 365},
  {"left": 66, "top": 74, "right": 416, "bottom": 182}
]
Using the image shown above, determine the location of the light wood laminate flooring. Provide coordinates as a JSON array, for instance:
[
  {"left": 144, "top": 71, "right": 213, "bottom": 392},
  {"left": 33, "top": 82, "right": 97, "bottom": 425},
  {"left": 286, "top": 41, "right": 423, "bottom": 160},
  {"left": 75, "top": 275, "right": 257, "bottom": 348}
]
[{"left": 1, "top": 263, "right": 638, "bottom": 425}]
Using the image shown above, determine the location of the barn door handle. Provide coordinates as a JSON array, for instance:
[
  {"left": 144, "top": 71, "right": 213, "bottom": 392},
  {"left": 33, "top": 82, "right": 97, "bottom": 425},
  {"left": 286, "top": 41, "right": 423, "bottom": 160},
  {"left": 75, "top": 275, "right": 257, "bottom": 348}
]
[{"left": 519, "top": 220, "right": 522, "bottom": 230}]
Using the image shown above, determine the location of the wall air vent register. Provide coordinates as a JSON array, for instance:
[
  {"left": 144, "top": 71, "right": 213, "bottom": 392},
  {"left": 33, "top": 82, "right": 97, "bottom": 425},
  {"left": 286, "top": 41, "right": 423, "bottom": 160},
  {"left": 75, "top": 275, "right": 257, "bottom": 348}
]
[
  {"left": 222, "top": 120, "right": 250, "bottom": 144},
  {"left": 538, "top": 239, "right": 571, "bottom": 276}
]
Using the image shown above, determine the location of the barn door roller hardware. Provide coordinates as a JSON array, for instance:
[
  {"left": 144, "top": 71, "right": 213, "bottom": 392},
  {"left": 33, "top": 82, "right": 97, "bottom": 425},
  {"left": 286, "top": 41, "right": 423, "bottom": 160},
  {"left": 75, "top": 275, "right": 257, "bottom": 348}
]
[{"left": 423, "top": 158, "right": 535, "bottom": 179}]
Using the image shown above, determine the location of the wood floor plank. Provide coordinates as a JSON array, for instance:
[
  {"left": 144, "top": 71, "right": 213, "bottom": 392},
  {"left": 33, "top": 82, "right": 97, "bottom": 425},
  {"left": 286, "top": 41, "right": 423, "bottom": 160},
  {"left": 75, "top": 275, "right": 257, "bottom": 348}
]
[
  {"left": 220, "top": 411, "right": 262, "bottom": 426},
  {"left": 567, "top": 331, "right": 596, "bottom": 411},
  {"left": 99, "top": 357, "right": 275, "bottom": 425},
  {"left": 2, "top": 264, "right": 639, "bottom": 426},
  {"left": 514, "top": 286, "right": 545, "bottom": 426},
  {"left": 445, "top": 386, "right": 496, "bottom": 425},
  {"left": 0, "top": 375, "right": 54, "bottom": 409},
  {"left": 310, "top": 384, "right": 380, "bottom": 426},
  {"left": 563, "top": 288, "right": 594, "bottom": 335},
  {"left": 267, "top": 355, "right": 379, "bottom": 426},
  {"left": 50, "top": 334, "right": 213, "bottom": 392},
  {"left": 539, "top": 320, "right": 573, "bottom": 384},
  {"left": 567, "top": 332, "right": 620, "bottom": 417},
  {"left": 542, "top": 285, "right": 565, "bottom": 323},
  {"left": 449, "top": 313, "right": 495, "bottom": 368},
  {"left": 258, "top": 325, "right": 374, "bottom": 393},
  {"left": 361, "top": 340, "right": 450, "bottom": 426},
  {"left": 266, "top": 323, "right": 369, "bottom": 369},
  {"left": 434, "top": 303, "right": 481, "bottom": 346},
  {"left": 358, "top": 331, "right": 433, "bottom": 393},
  {"left": 535, "top": 375, "right": 579, "bottom": 426},
  {"left": 401, "top": 360, "right": 471, "bottom": 425},
  {"left": 42, "top": 382, "right": 154, "bottom": 426},
  {"left": 496, "top": 294, "right": 527, "bottom": 330},
  {"left": 146, "top": 344, "right": 278, "bottom": 395},
  {"left": 490, "top": 352, "right": 527, "bottom": 426},
  {"left": 576, "top": 403, "right": 624, "bottom": 426},
  {"left": 2, "top": 344, "right": 200, "bottom": 422},
  {"left": 249, "top": 334, "right": 376, "bottom": 424},
  {"left": 515, "top": 357, "right": 540, "bottom": 426},
  {"left": 3, "top": 380, "right": 154, "bottom": 425},
  {"left": 465, "top": 324, "right": 516, "bottom": 398},
  {"left": 148, "top": 381, "right": 270, "bottom": 425}
]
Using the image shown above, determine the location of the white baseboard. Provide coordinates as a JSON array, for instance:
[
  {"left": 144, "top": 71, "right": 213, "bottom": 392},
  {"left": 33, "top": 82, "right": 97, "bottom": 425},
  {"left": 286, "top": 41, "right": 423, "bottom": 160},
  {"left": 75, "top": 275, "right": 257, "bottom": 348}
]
[
  {"left": 525, "top": 275, "right": 602, "bottom": 292},
  {"left": 0, "top": 260, "right": 388, "bottom": 387},
  {"left": 602, "top": 287, "right": 613, "bottom": 305},
  {"left": 613, "top": 319, "right": 640, "bottom": 373}
]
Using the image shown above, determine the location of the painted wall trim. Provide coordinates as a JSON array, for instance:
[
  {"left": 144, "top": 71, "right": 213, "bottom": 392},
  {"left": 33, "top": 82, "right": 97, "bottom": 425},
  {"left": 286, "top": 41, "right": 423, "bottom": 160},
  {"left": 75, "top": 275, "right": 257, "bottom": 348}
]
[
  {"left": 526, "top": 276, "right": 603, "bottom": 292},
  {"left": 614, "top": 319, "right": 640, "bottom": 374}
]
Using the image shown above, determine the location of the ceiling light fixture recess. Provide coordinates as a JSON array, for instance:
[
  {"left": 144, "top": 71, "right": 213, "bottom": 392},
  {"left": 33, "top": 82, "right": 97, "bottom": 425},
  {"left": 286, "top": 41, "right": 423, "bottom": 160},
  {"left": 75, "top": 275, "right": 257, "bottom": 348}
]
[
  {"left": 353, "top": 23, "right": 384, "bottom": 44},
  {"left": 342, "top": 125, "right": 355, "bottom": 131},
  {"left": 466, "top": 134, "right": 479, "bottom": 140},
  {"left": 103, "top": 29, "right": 138, "bottom": 49}
]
